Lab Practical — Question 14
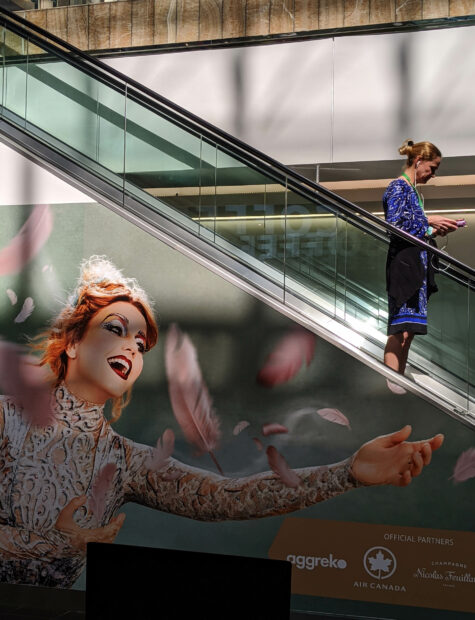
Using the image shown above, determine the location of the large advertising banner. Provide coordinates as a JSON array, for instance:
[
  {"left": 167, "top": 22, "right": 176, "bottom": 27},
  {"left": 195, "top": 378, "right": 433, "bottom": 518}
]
[{"left": 0, "top": 202, "right": 473, "bottom": 619}]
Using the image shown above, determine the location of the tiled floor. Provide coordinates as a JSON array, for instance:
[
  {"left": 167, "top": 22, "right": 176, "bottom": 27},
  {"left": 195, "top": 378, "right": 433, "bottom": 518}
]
[
  {"left": 0, "top": 612, "right": 357, "bottom": 620},
  {"left": 0, "top": 608, "right": 361, "bottom": 620},
  {"left": 0, "top": 583, "right": 363, "bottom": 619},
  {"left": 0, "top": 584, "right": 84, "bottom": 619},
  {"left": 0, "top": 610, "right": 83, "bottom": 618}
]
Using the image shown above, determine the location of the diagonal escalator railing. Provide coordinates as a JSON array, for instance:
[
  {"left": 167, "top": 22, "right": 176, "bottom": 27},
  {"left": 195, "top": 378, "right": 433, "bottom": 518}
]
[{"left": 0, "top": 7, "right": 474, "bottom": 426}]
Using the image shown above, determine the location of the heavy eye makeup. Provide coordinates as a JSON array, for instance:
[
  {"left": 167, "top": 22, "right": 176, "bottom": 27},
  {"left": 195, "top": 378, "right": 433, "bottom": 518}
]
[
  {"left": 102, "top": 318, "right": 126, "bottom": 337},
  {"left": 135, "top": 334, "right": 146, "bottom": 354},
  {"left": 101, "top": 315, "right": 147, "bottom": 353}
]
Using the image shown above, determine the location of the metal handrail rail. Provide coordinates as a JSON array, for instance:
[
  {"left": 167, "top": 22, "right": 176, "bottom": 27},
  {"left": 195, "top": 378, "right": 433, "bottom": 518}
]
[{"left": 1, "top": 5, "right": 474, "bottom": 280}]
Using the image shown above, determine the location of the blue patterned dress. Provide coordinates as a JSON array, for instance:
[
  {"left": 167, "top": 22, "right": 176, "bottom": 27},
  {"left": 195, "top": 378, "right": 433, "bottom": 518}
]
[{"left": 383, "top": 179, "right": 430, "bottom": 335}]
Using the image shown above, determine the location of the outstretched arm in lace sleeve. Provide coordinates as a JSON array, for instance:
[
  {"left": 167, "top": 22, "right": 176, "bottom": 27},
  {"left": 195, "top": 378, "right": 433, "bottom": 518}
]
[
  {"left": 121, "top": 426, "right": 444, "bottom": 521},
  {"left": 121, "top": 438, "right": 360, "bottom": 521}
]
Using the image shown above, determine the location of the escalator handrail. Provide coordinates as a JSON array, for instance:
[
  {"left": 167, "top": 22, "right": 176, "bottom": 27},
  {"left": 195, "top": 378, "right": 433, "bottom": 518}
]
[{"left": 1, "top": 6, "right": 474, "bottom": 280}]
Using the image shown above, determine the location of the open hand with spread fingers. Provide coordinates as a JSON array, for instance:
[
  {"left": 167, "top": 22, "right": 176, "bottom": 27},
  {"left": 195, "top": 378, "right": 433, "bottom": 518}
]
[{"left": 350, "top": 425, "right": 444, "bottom": 487}]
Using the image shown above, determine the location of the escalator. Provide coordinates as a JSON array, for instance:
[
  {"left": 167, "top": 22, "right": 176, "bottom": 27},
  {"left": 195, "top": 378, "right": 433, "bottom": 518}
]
[{"left": 1, "top": 6, "right": 474, "bottom": 428}]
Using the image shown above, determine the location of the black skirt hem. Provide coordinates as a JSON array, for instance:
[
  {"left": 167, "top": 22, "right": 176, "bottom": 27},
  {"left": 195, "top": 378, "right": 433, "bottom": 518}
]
[{"left": 387, "top": 323, "right": 427, "bottom": 336}]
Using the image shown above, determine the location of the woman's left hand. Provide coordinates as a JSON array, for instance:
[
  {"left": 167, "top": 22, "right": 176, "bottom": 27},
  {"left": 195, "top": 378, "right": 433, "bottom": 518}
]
[
  {"left": 55, "top": 496, "right": 126, "bottom": 553},
  {"left": 350, "top": 425, "right": 444, "bottom": 487}
]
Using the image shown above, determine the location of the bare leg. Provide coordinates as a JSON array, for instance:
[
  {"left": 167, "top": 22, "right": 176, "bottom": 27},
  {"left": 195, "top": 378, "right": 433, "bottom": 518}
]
[
  {"left": 384, "top": 332, "right": 414, "bottom": 375},
  {"left": 399, "top": 332, "right": 414, "bottom": 374}
]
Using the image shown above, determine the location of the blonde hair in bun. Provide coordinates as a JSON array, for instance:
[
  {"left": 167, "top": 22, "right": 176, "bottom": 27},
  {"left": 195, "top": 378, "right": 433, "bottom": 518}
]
[{"left": 399, "top": 139, "right": 441, "bottom": 166}]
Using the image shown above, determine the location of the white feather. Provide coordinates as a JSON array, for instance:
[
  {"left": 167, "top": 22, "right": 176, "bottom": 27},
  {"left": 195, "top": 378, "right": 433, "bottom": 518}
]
[
  {"left": 6, "top": 289, "right": 17, "bottom": 305},
  {"left": 14, "top": 297, "right": 35, "bottom": 323}
]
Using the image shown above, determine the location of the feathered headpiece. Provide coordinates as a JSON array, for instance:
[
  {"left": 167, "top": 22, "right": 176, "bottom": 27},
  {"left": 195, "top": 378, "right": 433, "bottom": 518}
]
[{"left": 66, "top": 255, "right": 153, "bottom": 311}]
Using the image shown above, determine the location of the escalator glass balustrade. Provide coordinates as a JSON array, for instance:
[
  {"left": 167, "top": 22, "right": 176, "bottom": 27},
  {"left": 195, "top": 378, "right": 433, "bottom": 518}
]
[{"left": 0, "top": 11, "right": 474, "bottom": 420}]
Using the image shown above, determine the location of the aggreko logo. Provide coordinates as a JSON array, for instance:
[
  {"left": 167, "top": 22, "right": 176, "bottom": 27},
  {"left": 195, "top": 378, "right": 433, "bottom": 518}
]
[{"left": 287, "top": 554, "right": 347, "bottom": 570}]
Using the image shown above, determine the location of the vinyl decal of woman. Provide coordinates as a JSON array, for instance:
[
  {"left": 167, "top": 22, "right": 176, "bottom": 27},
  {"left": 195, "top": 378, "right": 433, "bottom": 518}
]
[{"left": 0, "top": 257, "right": 443, "bottom": 588}]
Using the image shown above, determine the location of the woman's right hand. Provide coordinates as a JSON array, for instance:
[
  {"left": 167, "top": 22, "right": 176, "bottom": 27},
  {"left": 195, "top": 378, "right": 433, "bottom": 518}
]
[
  {"left": 55, "top": 496, "right": 126, "bottom": 553},
  {"left": 428, "top": 215, "right": 459, "bottom": 236}
]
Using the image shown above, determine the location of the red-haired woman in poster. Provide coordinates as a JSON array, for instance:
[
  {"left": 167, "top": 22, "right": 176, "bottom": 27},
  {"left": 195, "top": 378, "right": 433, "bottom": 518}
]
[{"left": 0, "top": 257, "right": 443, "bottom": 588}]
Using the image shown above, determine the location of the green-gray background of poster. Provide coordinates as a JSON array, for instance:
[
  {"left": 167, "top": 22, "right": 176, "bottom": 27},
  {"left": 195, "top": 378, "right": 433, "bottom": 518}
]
[{"left": 0, "top": 203, "right": 473, "bottom": 619}]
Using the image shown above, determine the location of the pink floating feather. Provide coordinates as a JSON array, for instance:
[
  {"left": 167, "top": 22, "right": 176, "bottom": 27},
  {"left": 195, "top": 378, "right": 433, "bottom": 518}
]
[
  {"left": 0, "top": 342, "right": 55, "bottom": 427},
  {"left": 266, "top": 445, "right": 300, "bottom": 488},
  {"left": 262, "top": 423, "right": 289, "bottom": 437},
  {"left": 89, "top": 463, "right": 117, "bottom": 522},
  {"left": 165, "top": 324, "right": 223, "bottom": 475},
  {"left": 148, "top": 428, "right": 175, "bottom": 471},
  {"left": 386, "top": 380, "right": 407, "bottom": 395},
  {"left": 316, "top": 408, "right": 351, "bottom": 429},
  {"left": 257, "top": 328, "right": 316, "bottom": 387},
  {"left": 0, "top": 205, "right": 53, "bottom": 276},
  {"left": 452, "top": 448, "right": 475, "bottom": 483},
  {"left": 252, "top": 437, "right": 264, "bottom": 451},
  {"left": 6, "top": 289, "right": 17, "bottom": 305},
  {"left": 14, "top": 297, "right": 35, "bottom": 323},
  {"left": 233, "top": 420, "right": 250, "bottom": 436}
]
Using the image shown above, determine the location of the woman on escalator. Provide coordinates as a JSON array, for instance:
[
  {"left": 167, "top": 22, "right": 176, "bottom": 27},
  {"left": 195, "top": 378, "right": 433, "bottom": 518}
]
[{"left": 383, "top": 139, "right": 459, "bottom": 375}]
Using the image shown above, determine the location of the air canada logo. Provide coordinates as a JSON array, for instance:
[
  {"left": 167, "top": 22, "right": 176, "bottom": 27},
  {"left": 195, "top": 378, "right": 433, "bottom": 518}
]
[{"left": 363, "top": 546, "right": 397, "bottom": 580}]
